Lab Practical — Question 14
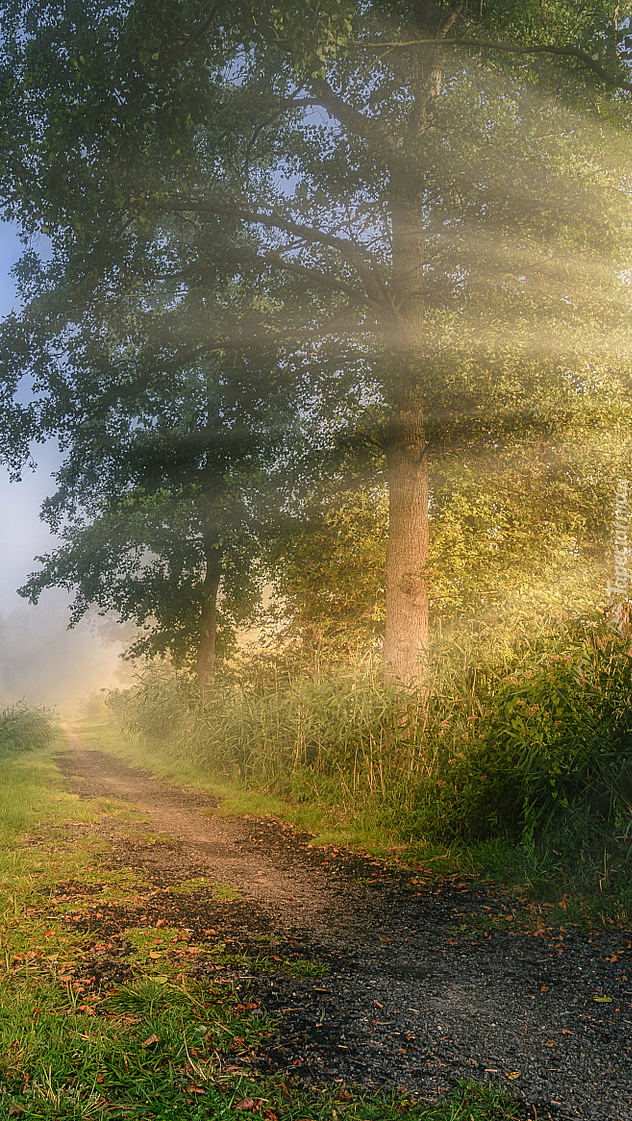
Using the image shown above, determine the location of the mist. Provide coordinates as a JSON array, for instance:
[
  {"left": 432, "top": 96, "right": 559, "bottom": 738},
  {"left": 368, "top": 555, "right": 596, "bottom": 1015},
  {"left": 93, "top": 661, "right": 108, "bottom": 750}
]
[
  {"left": 0, "top": 596, "right": 131, "bottom": 713},
  {"left": 0, "top": 303, "right": 133, "bottom": 713}
]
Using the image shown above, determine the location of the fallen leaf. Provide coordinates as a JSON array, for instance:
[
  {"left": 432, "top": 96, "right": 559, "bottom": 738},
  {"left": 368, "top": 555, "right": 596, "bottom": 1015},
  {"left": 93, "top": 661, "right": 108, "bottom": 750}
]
[
  {"left": 593, "top": 995, "right": 613, "bottom": 1003},
  {"left": 149, "top": 952, "right": 161, "bottom": 959},
  {"left": 505, "top": 1071, "right": 521, "bottom": 1080},
  {"left": 234, "top": 1098, "right": 256, "bottom": 1111},
  {"left": 141, "top": 1033, "right": 160, "bottom": 1049}
]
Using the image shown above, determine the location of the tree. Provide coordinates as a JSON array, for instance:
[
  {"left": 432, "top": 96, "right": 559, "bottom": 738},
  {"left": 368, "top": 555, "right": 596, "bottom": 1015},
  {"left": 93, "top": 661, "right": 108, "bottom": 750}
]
[
  {"left": 2, "top": 1, "right": 632, "bottom": 681},
  {"left": 16, "top": 347, "right": 289, "bottom": 693}
]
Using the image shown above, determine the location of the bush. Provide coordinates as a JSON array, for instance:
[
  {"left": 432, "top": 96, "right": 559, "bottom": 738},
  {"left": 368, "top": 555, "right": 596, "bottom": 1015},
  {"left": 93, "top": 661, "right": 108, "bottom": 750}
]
[
  {"left": 76, "top": 690, "right": 112, "bottom": 721},
  {"left": 107, "top": 611, "right": 632, "bottom": 878},
  {"left": 423, "top": 614, "right": 632, "bottom": 864},
  {"left": 0, "top": 703, "right": 55, "bottom": 754}
]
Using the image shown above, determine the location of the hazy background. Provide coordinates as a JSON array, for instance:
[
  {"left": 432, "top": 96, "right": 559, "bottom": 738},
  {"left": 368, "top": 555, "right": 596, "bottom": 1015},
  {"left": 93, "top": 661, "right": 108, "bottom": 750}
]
[{"left": 0, "top": 222, "right": 131, "bottom": 712}]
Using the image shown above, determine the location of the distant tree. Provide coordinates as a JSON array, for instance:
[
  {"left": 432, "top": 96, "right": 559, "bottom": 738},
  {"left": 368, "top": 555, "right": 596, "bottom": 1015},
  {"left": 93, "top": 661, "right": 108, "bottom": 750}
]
[
  {"left": 1, "top": 1, "right": 632, "bottom": 682},
  {"left": 17, "top": 347, "right": 290, "bottom": 693}
]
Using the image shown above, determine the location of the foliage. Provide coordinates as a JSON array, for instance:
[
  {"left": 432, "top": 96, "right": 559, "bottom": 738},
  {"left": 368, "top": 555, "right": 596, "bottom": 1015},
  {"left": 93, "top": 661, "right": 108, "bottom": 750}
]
[
  {"left": 0, "top": 702, "right": 54, "bottom": 754},
  {"left": 267, "top": 420, "right": 632, "bottom": 654},
  {"left": 268, "top": 477, "right": 389, "bottom": 663},
  {"left": 424, "top": 615, "right": 632, "bottom": 860},
  {"left": 108, "top": 611, "right": 632, "bottom": 888},
  {"left": 17, "top": 400, "right": 269, "bottom": 677},
  {"left": 428, "top": 423, "right": 632, "bottom": 623}
]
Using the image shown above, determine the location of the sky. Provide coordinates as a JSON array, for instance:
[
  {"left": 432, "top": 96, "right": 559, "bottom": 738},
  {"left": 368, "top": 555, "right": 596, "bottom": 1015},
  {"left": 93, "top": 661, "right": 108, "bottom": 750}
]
[{"left": 0, "top": 222, "right": 131, "bottom": 713}]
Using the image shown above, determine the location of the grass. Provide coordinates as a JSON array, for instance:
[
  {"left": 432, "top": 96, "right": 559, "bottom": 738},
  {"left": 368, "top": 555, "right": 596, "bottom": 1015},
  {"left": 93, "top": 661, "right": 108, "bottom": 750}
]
[
  {"left": 0, "top": 726, "right": 97, "bottom": 847},
  {"left": 0, "top": 715, "right": 526, "bottom": 1120},
  {"left": 72, "top": 718, "right": 632, "bottom": 929},
  {"left": 71, "top": 718, "right": 453, "bottom": 859}
]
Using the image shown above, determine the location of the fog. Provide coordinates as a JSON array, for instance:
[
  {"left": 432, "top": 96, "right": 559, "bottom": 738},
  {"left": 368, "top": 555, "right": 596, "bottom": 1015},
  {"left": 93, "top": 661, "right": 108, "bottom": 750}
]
[{"left": 0, "top": 223, "right": 131, "bottom": 713}]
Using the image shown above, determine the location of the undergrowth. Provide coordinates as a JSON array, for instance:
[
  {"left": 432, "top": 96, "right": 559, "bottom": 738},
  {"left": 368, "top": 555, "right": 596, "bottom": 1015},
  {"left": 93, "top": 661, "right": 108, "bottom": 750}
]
[
  {"left": 0, "top": 702, "right": 54, "bottom": 755},
  {"left": 100, "top": 609, "right": 632, "bottom": 918}
]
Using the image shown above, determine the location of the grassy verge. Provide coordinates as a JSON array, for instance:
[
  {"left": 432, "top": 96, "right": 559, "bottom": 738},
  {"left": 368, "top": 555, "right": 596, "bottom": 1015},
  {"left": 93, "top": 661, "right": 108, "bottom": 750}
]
[
  {"left": 71, "top": 718, "right": 632, "bottom": 931},
  {"left": 1, "top": 722, "right": 523, "bottom": 1120},
  {"left": 70, "top": 718, "right": 414, "bottom": 855}
]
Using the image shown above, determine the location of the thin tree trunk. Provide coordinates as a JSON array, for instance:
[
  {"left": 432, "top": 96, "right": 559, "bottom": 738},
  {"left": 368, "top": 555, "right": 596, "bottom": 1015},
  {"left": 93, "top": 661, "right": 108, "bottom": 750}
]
[{"left": 196, "top": 556, "right": 221, "bottom": 701}]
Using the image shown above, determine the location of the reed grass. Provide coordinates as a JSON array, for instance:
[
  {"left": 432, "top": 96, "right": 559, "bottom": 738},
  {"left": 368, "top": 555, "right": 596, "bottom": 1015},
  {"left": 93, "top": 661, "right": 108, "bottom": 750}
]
[{"left": 104, "top": 610, "right": 632, "bottom": 896}]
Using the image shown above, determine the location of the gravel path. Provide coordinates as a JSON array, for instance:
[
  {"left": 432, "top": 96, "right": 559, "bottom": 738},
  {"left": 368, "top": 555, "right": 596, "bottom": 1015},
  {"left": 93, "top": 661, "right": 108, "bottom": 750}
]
[{"left": 54, "top": 726, "right": 632, "bottom": 1121}]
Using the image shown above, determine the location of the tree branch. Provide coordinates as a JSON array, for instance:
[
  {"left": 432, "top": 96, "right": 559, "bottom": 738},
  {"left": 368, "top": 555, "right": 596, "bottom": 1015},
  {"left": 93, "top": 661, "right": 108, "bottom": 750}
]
[
  {"left": 352, "top": 37, "right": 632, "bottom": 93},
  {"left": 309, "top": 76, "right": 399, "bottom": 152},
  {"left": 348, "top": 428, "right": 385, "bottom": 451},
  {"left": 263, "top": 251, "right": 374, "bottom": 305},
  {"left": 160, "top": 197, "right": 382, "bottom": 268},
  {"left": 158, "top": 196, "right": 391, "bottom": 307}
]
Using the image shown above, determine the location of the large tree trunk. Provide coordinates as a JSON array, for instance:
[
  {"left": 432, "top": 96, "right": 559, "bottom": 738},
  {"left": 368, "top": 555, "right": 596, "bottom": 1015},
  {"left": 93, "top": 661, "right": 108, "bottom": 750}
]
[
  {"left": 196, "top": 556, "right": 221, "bottom": 700},
  {"left": 383, "top": 389, "right": 429, "bottom": 683},
  {"left": 382, "top": 203, "right": 429, "bottom": 684}
]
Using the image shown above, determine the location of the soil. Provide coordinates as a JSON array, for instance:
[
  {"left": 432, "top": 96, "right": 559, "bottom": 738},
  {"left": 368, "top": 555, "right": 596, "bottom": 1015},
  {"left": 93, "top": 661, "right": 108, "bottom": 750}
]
[{"left": 49, "top": 726, "right": 632, "bottom": 1121}]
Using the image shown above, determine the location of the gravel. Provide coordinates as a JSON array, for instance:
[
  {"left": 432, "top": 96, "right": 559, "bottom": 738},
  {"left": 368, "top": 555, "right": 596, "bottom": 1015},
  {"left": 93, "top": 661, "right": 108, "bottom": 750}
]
[{"left": 54, "top": 735, "right": 632, "bottom": 1121}]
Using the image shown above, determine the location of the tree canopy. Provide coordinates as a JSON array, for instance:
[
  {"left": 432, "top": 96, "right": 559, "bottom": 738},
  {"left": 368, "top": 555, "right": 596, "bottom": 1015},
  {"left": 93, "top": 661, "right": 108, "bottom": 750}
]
[
  {"left": 16, "top": 348, "right": 289, "bottom": 688},
  {"left": 2, "top": 0, "right": 632, "bottom": 682}
]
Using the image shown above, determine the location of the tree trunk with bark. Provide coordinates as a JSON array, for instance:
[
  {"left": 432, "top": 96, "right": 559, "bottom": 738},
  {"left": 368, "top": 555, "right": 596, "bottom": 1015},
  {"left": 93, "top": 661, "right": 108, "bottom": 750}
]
[
  {"left": 383, "top": 390, "right": 429, "bottom": 683},
  {"left": 381, "top": 201, "right": 430, "bottom": 684}
]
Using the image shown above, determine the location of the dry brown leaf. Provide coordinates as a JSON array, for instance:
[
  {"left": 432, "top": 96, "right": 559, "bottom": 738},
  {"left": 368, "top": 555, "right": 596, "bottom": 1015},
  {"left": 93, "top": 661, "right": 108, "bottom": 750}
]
[{"left": 234, "top": 1098, "right": 256, "bottom": 1111}]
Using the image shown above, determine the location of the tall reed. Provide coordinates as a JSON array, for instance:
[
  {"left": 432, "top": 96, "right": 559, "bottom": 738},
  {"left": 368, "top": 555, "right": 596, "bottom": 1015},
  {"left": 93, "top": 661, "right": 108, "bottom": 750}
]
[{"left": 108, "top": 611, "right": 632, "bottom": 874}]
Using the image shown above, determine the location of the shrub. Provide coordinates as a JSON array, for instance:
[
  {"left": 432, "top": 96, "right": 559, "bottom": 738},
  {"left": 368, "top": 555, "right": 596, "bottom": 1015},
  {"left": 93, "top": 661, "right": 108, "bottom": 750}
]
[
  {"left": 0, "top": 703, "right": 55, "bottom": 754},
  {"left": 76, "top": 690, "right": 113, "bottom": 721},
  {"left": 108, "top": 611, "right": 632, "bottom": 877}
]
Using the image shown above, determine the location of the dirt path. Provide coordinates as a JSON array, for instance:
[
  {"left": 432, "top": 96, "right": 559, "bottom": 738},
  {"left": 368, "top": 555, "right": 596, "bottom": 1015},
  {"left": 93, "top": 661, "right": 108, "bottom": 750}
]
[{"left": 54, "top": 726, "right": 632, "bottom": 1121}]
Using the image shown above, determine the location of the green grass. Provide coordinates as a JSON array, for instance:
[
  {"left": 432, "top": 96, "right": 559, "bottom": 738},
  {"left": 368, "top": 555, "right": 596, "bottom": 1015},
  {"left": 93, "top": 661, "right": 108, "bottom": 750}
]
[
  {"left": 166, "top": 878, "right": 241, "bottom": 900},
  {"left": 0, "top": 718, "right": 525, "bottom": 1120},
  {"left": 0, "top": 729, "right": 100, "bottom": 847},
  {"left": 71, "top": 718, "right": 632, "bottom": 927}
]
